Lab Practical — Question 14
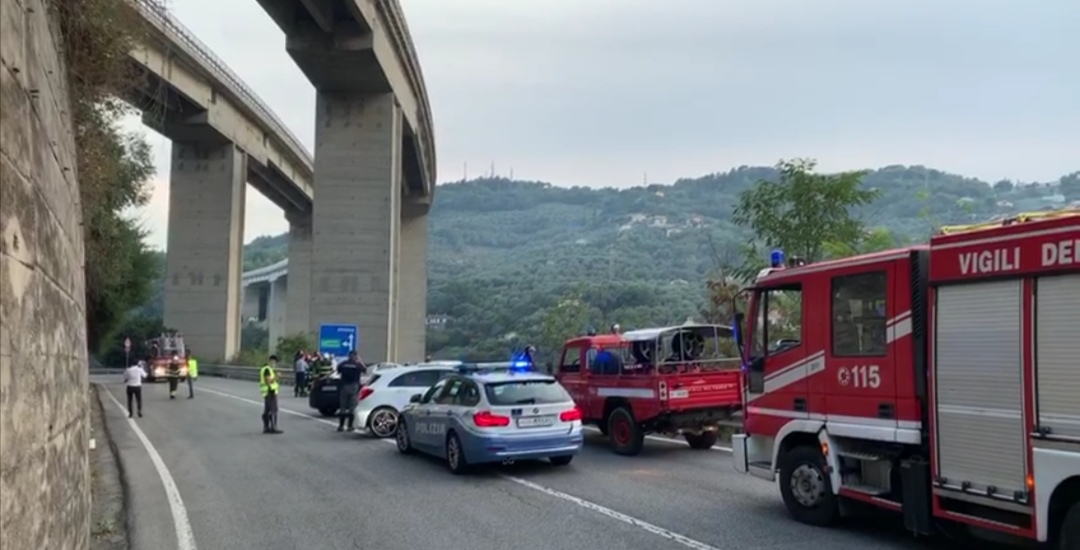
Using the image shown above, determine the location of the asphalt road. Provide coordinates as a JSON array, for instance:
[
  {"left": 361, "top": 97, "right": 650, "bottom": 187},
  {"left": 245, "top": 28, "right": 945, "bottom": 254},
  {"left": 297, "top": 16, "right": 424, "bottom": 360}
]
[{"left": 95, "top": 376, "right": 993, "bottom": 550}]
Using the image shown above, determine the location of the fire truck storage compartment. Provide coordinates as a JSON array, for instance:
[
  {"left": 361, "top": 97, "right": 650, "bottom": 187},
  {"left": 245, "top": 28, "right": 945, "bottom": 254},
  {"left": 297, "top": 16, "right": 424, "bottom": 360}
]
[
  {"left": 934, "top": 279, "right": 1026, "bottom": 498},
  {"left": 1035, "top": 273, "right": 1080, "bottom": 440}
]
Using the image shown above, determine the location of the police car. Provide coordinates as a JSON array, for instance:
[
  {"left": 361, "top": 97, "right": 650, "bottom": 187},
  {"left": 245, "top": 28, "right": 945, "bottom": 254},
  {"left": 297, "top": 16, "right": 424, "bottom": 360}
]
[{"left": 394, "top": 360, "right": 583, "bottom": 474}]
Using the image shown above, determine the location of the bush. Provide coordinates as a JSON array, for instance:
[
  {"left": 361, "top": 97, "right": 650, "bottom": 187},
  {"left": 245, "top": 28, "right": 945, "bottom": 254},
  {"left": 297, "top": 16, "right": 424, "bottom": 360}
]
[
  {"left": 228, "top": 349, "right": 266, "bottom": 368},
  {"left": 274, "top": 333, "right": 316, "bottom": 363}
]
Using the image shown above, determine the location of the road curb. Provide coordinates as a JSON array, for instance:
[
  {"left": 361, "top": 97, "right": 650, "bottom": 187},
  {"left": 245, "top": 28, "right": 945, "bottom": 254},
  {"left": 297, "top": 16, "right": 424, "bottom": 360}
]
[{"left": 90, "top": 385, "right": 131, "bottom": 550}]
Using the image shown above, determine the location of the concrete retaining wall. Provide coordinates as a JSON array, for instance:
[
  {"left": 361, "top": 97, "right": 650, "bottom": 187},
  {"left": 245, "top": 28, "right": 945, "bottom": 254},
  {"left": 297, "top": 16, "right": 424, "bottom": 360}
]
[{"left": 0, "top": 0, "right": 91, "bottom": 548}]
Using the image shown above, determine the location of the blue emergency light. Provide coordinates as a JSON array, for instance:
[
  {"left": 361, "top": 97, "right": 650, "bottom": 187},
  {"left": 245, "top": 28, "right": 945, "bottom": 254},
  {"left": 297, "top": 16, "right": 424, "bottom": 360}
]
[
  {"left": 455, "top": 359, "right": 534, "bottom": 375},
  {"left": 770, "top": 249, "right": 785, "bottom": 268}
]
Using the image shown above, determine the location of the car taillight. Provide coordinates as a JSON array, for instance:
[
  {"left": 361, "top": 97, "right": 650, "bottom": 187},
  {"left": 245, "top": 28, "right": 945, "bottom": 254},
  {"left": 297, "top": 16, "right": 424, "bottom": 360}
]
[
  {"left": 359, "top": 387, "right": 374, "bottom": 400},
  {"left": 559, "top": 407, "right": 582, "bottom": 422},
  {"left": 473, "top": 411, "right": 510, "bottom": 427}
]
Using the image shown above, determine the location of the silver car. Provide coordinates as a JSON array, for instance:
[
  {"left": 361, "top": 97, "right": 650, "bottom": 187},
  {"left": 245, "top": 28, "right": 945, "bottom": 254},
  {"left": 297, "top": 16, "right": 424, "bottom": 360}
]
[{"left": 394, "top": 363, "right": 584, "bottom": 474}]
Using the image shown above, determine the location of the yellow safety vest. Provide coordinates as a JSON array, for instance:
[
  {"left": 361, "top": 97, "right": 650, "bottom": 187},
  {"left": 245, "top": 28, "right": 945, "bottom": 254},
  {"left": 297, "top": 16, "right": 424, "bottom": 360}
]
[
  {"left": 187, "top": 358, "right": 199, "bottom": 379},
  {"left": 259, "top": 365, "right": 280, "bottom": 396}
]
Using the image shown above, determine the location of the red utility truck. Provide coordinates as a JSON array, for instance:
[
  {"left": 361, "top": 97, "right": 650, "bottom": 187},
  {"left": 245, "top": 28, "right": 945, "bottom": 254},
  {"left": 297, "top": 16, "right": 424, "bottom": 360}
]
[
  {"left": 731, "top": 209, "right": 1080, "bottom": 548},
  {"left": 555, "top": 323, "right": 742, "bottom": 455}
]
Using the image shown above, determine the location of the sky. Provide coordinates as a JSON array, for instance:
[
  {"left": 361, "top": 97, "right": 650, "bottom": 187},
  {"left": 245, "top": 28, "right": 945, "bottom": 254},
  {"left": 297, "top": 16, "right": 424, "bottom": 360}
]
[{"left": 123, "top": 0, "right": 1080, "bottom": 249}]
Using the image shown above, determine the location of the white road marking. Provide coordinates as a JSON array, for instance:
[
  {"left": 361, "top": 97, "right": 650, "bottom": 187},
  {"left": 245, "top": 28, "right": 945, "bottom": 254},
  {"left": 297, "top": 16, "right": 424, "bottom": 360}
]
[
  {"left": 201, "top": 384, "right": 728, "bottom": 550},
  {"left": 580, "top": 426, "right": 733, "bottom": 453},
  {"left": 503, "top": 476, "right": 724, "bottom": 550},
  {"left": 100, "top": 384, "right": 198, "bottom": 550},
  {"left": 197, "top": 388, "right": 346, "bottom": 428}
]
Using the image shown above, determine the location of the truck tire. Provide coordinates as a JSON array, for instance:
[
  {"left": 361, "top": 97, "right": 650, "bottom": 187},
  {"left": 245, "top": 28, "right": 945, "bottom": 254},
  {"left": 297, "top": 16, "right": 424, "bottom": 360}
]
[
  {"left": 779, "top": 445, "right": 839, "bottom": 527},
  {"left": 607, "top": 407, "right": 644, "bottom": 456},
  {"left": 684, "top": 431, "right": 718, "bottom": 450},
  {"left": 1060, "top": 501, "right": 1080, "bottom": 550}
]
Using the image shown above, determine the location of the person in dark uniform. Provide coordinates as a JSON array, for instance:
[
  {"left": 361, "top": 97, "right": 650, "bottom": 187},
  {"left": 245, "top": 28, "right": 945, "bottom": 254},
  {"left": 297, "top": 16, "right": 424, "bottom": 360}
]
[{"left": 335, "top": 351, "right": 366, "bottom": 432}]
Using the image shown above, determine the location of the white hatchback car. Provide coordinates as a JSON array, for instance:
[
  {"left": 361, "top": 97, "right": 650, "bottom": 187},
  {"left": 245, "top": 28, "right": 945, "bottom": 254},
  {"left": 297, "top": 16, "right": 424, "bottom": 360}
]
[{"left": 357, "top": 364, "right": 458, "bottom": 438}]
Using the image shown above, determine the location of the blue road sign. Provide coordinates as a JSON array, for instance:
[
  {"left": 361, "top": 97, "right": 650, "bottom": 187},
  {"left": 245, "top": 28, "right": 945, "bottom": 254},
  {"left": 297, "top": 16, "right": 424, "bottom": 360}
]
[{"left": 318, "top": 324, "right": 358, "bottom": 359}]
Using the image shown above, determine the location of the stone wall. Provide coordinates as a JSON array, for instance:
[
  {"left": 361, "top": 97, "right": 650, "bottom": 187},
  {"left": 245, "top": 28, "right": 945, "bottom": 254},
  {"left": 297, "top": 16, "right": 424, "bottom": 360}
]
[{"left": 0, "top": 0, "right": 92, "bottom": 548}]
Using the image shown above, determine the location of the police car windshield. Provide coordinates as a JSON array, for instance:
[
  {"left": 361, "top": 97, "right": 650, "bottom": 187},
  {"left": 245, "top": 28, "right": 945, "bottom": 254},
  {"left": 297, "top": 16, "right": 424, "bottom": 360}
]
[{"left": 484, "top": 380, "right": 570, "bottom": 406}]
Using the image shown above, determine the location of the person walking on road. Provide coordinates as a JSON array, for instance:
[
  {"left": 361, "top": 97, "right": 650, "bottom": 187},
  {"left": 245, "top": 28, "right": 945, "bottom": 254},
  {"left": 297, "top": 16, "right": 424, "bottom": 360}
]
[
  {"left": 167, "top": 354, "right": 182, "bottom": 399},
  {"left": 260, "top": 355, "right": 283, "bottom": 434},
  {"left": 186, "top": 350, "right": 198, "bottom": 399},
  {"left": 335, "top": 351, "right": 366, "bottom": 432},
  {"left": 124, "top": 361, "right": 147, "bottom": 417},
  {"left": 293, "top": 351, "right": 309, "bottom": 398}
]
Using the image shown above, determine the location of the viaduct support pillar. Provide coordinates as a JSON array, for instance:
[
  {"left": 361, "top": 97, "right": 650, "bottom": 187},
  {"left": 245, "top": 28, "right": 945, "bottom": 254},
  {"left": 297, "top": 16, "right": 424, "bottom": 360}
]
[
  {"left": 164, "top": 142, "right": 246, "bottom": 362},
  {"left": 268, "top": 276, "right": 287, "bottom": 354},
  {"left": 397, "top": 200, "right": 428, "bottom": 361},
  {"left": 285, "top": 212, "right": 312, "bottom": 340},
  {"left": 310, "top": 92, "right": 401, "bottom": 362}
]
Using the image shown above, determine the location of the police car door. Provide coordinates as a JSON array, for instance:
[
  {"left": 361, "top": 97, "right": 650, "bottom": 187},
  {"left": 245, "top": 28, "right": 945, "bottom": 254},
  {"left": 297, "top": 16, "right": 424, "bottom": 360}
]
[
  {"left": 412, "top": 378, "right": 450, "bottom": 451},
  {"left": 427, "top": 378, "right": 465, "bottom": 446}
]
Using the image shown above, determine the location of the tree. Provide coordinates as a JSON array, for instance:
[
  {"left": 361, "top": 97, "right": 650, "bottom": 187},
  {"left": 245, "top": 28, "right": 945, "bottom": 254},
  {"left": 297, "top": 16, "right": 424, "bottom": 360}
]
[
  {"left": 534, "top": 295, "right": 591, "bottom": 363},
  {"left": 57, "top": 0, "right": 161, "bottom": 355},
  {"left": 79, "top": 107, "right": 159, "bottom": 353},
  {"left": 821, "top": 227, "right": 902, "bottom": 259},
  {"left": 1061, "top": 172, "right": 1080, "bottom": 201},
  {"left": 732, "top": 159, "right": 880, "bottom": 279},
  {"left": 993, "top": 179, "right": 1014, "bottom": 194}
]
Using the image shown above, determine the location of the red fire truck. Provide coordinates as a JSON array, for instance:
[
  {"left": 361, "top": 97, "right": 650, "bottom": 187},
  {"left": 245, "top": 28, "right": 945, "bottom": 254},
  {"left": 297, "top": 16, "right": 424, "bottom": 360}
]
[
  {"left": 731, "top": 209, "right": 1080, "bottom": 548},
  {"left": 555, "top": 323, "right": 742, "bottom": 455}
]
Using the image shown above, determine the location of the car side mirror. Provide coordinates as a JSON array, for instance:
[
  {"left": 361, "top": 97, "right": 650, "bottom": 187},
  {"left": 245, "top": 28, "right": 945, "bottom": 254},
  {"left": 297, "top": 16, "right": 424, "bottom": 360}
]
[
  {"left": 409, "top": 393, "right": 422, "bottom": 403},
  {"left": 747, "top": 356, "right": 766, "bottom": 393}
]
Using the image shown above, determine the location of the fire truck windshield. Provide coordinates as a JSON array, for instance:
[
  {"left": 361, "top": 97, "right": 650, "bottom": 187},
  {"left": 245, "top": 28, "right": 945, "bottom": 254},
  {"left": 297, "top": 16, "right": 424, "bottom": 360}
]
[{"left": 749, "top": 286, "right": 803, "bottom": 358}]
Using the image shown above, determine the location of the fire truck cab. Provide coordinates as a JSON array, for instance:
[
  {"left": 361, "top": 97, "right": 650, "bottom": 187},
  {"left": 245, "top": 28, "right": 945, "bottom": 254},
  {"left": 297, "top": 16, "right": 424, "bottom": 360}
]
[{"left": 731, "top": 210, "right": 1080, "bottom": 548}]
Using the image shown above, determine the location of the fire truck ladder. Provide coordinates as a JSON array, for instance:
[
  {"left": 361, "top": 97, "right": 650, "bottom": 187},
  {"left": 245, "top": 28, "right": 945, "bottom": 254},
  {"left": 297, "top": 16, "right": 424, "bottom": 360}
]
[{"left": 937, "top": 207, "right": 1080, "bottom": 235}]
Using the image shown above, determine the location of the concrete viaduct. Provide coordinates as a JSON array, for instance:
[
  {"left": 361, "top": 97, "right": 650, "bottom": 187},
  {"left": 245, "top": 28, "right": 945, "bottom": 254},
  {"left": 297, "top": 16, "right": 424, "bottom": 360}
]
[{"left": 127, "top": 0, "right": 436, "bottom": 362}]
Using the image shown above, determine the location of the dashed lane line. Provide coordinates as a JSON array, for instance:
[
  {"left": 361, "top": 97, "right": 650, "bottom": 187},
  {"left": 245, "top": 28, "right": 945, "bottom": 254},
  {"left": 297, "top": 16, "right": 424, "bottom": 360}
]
[
  {"left": 100, "top": 384, "right": 198, "bottom": 550},
  {"left": 200, "top": 385, "right": 727, "bottom": 550}
]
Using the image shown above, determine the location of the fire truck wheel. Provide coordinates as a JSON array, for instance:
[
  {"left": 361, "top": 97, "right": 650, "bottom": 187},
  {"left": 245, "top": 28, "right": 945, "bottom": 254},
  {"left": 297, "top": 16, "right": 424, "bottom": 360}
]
[
  {"left": 1060, "top": 501, "right": 1080, "bottom": 550},
  {"left": 684, "top": 432, "right": 718, "bottom": 450},
  {"left": 607, "top": 407, "right": 644, "bottom": 456},
  {"left": 779, "top": 445, "right": 839, "bottom": 527}
]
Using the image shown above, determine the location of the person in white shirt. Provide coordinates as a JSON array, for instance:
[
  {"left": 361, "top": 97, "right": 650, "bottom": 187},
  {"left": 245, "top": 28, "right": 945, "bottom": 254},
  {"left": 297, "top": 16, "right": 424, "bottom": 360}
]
[{"left": 123, "top": 362, "right": 147, "bottom": 418}]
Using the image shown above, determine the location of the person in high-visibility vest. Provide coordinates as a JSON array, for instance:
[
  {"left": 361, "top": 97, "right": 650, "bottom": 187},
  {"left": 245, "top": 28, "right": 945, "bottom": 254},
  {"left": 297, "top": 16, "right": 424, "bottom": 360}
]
[
  {"left": 186, "top": 350, "right": 198, "bottom": 399},
  {"left": 260, "top": 355, "right": 283, "bottom": 434}
]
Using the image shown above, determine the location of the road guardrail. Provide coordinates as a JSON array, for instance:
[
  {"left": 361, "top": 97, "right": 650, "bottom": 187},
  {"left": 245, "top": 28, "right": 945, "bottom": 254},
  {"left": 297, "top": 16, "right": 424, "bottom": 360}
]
[{"left": 90, "top": 364, "right": 295, "bottom": 384}]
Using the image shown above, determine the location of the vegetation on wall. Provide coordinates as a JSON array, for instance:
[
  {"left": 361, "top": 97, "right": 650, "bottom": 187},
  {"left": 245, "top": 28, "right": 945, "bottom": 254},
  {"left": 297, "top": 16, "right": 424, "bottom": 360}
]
[{"left": 56, "top": 0, "right": 163, "bottom": 354}]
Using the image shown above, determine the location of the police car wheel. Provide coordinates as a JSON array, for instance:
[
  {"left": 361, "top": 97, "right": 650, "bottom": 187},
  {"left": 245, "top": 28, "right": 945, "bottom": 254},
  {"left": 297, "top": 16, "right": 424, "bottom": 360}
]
[
  {"left": 395, "top": 421, "right": 414, "bottom": 454},
  {"left": 445, "top": 432, "right": 469, "bottom": 475}
]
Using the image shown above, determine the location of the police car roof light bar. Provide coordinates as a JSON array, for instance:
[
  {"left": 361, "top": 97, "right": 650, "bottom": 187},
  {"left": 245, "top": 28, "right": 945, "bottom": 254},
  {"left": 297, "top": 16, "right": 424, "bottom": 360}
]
[{"left": 455, "top": 360, "right": 533, "bottom": 374}]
